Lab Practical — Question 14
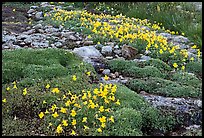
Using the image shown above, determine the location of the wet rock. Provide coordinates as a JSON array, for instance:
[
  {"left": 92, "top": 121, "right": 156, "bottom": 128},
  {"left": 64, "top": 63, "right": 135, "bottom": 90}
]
[
  {"left": 102, "top": 69, "right": 111, "bottom": 75},
  {"left": 101, "top": 46, "right": 112, "bottom": 56},
  {"left": 73, "top": 46, "right": 103, "bottom": 59}
]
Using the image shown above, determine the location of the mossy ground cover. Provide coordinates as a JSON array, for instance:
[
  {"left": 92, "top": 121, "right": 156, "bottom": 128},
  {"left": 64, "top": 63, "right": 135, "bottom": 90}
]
[
  {"left": 107, "top": 59, "right": 202, "bottom": 98},
  {"left": 2, "top": 49, "right": 176, "bottom": 136}
]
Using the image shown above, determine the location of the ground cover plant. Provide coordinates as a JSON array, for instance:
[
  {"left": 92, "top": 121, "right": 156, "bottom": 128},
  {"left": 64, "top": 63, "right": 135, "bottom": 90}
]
[{"left": 2, "top": 2, "right": 202, "bottom": 136}]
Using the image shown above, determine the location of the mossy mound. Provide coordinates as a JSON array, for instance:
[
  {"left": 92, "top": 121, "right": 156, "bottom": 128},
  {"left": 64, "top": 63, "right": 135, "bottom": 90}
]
[
  {"left": 107, "top": 59, "right": 164, "bottom": 78},
  {"left": 126, "top": 77, "right": 201, "bottom": 98}
]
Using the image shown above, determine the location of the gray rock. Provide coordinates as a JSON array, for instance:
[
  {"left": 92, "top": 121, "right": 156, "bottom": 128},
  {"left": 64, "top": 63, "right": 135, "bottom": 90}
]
[
  {"left": 173, "top": 35, "right": 189, "bottom": 43},
  {"left": 73, "top": 46, "right": 103, "bottom": 58},
  {"left": 106, "top": 56, "right": 114, "bottom": 60},
  {"left": 67, "top": 5, "right": 75, "bottom": 11},
  {"left": 23, "top": 29, "right": 36, "bottom": 35},
  {"left": 33, "top": 24, "right": 43, "bottom": 30},
  {"left": 68, "top": 35, "right": 77, "bottom": 41},
  {"left": 38, "top": 29, "right": 45, "bottom": 33},
  {"left": 194, "top": 100, "right": 202, "bottom": 108},
  {"left": 140, "top": 55, "right": 151, "bottom": 61},
  {"left": 45, "top": 27, "right": 59, "bottom": 33},
  {"left": 188, "top": 52, "right": 197, "bottom": 60},
  {"left": 24, "top": 37, "right": 32, "bottom": 44},
  {"left": 27, "top": 9, "right": 36, "bottom": 14},
  {"left": 83, "top": 41, "right": 93, "bottom": 46},
  {"left": 30, "top": 6, "right": 39, "bottom": 9},
  {"left": 31, "top": 41, "right": 49, "bottom": 48},
  {"left": 3, "top": 35, "right": 16, "bottom": 42},
  {"left": 188, "top": 48, "right": 197, "bottom": 54},
  {"left": 61, "top": 31, "right": 75, "bottom": 37},
  {"left": 102, "top": 69, "right": 111, "bottom": 75},
  {"left": 17, "top": 34, "right": 29, "bottom": 40},
  {"left": 113, "top": 49, "right": 122, "bottom": 55},
  {"left": 119, "top": 79, "right": 128, "bottom": 84},
  {"left": 35, "top": 12, "right": 43, "bottom": 21},
  {"left": 101, "top": 46, "right": 112, "bottom": 56},
  {"left": 179, "top": 44, "right": 189, "bottom": 49},
  {"left": 105, "top": 42, "right": 114, "bottom": 47},
  {"left": 159, "top": 33, "right": 172, "bottom": 39},
  {"left": 114, "top": 45, "right": 119, "bottom": 49},
  {"left": 54, "top": 42, "right": 63, "bottom": 48},
  {"left": 122, "top": 45, "right": 138, "bottom": 59}
]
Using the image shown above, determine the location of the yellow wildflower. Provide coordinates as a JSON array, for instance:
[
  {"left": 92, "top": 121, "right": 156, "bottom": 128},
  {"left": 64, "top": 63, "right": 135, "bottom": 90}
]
[
  {"left": 190, "top": 57, "right": 194, "bottom": 61},
  {"left": 99, "top": 106, "right": 104, "bottom": 112},
  {"left": 82, "top": 117, "right": 87, "bottom": 123},
  {"left": 6, "top": 87, "right": 10, "bottom": 91},
  {"left": 43, "top": 100, "right": 47, "bottom": 104},
  {"left": 72, "top": 119, "right": 77, "bottom": 126},
  {"left": 22, "top": 88, "right": 27, "bottom": 96},
  {"left": 72, "top": 75, "right": 77, "bottom": 81},
  {"left": 97, "top": 128, "right": 102, "bottom": 133},
  {"left": 109, "top": 116, "right": 114, "bottom": 123},
  {"left": 71, "top": 110, "right": 77, "bottom": 117},
  {"left": 13, "top": 84, "right": 17, "bottom": 89},
  {"left": 84, "top": 125, "right": 89, "bottom": 130},
  {"left": 52, "top": 112, "right": 59, "bottom": 118},
  {"left": 104, "top": 75, "right": 109, "bottom": 81},
  {"left": 71, "top": 130, "right": 76, "bottom": 135},
  {"left": 13, "top": 9, "right": 16, "bottom": 12},
  {"left": 86, "top": 71, "right": 91, "bottom": 76},
  {"left": 2, "top": 98, "right": 7, "bottom": 103},
  {"left": 101, "top": 123, "right": 106, "bottom": 128},
  {"left": 60, "top": 107, "right": 67, "bottom": 114},
  {"left": 38, "top": 112, "right": 44, "bottom": 119},
  {"left": 45, "top": 110, "right": 49, "bottom": 114},
  {"left": 181, "top": 65, "right": 185, "bottom": 70},
  {"left": 98, "top": 116, "right": 106, "bottom": 123},
  {"left": 173, "top": 63, "right": 178, "bottom": 68},
  {"left": 115, "top": 99, "right": 120, "bottom": 105},
  {"left": 56, "top": 124, "right": 63, "bottom": 134},
  {"left": 45, "top": 84, "right": 50, "bottom": 89},
  {"left": 191, "top": 45, "right": 197, "bottom": 49},
  {"left": 62, "top": 120, "right": 68, "bottom": 126},
  {"left": 52, "top": 88, "right": 60, "bottom": 93}
]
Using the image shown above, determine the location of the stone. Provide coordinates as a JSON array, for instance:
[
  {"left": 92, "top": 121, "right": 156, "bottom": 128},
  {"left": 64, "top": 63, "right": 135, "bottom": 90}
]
[
  {"left": 24, "top": 37, "right": 32, "bottom": 44},
  {"left": 179, "top": 44, "right": 189, "bottom": 49},
  {"left": 110, "top": 73, "right": 116, "bottom": 79},
  {"left": 102, "top": 69, "right": 111, "bottom": 75},
  {"left": 119, "top": 79, "right": 128, "bottom": 84},
  {"left": 27, "top": 9, "right": 36, "bottom": 14},
  {"left": 61, "top": 31, "right": 75, "bottom": 37},
  {"left": 73, "top": 46, "right": 103, "bottom": 59},
  {"left": 188, "top": 48, "right": 197, "bottom": 54},
  {"left": 105, "top": 42, "right": 114, "bottom": 47},
  {"left": 159, "top": 32, "right": 172, "bottom": 39},
  {"left": 114, "top": 45, "right": 119, "bottom": 49},
  {"left": 30, "top": 6, "right": 39, "bottom": 9},
  {"left": 3, "top": 35, "right": 16, "bottom": 42},
  {"left": 68, "top": 35, "right": 77, "bottom": 41},
  {"left": 35, "top": 12, "right": 43, "bottom": 21},
  {"left": 17, "top": 34, "right": 29, "bottom": 40},
  {"left": 83, "top": 41, "right": 94, "bottom": 46},
  {"left": 67, "top": 5, "right": 75, "bottom": 11},
  {"left": 33, "top": 24, "right": 43, "bottom": 30},
  {"left": 194, "top": 100, "right": 202, "bottom": 108},
  {"left": 113, "top": 49, "right": 122, "bottom": 55},
  {"left": 106, "top": 56, "right": 114, "bottom": 60},
  {"left": 121, "top": 45, "right": 138, "bottom": 60},
  {"left": 23, "top": 29, "right": 36, "bottom": 35},
  {"left": 140, "top": 55, "right": 151, "bottom": 61},
  {"left": 173, "top": 35, "right": 189, "bottom": 43},
  {"left": 31, "top": 41, "right": 49, "bottom": 48},
  {"left": 115, "top": 72, "right": 119, "bottom": 77},
  {"left": 101, "top": 46, "right": 112, "bottom": 56},
  {"left": 54, "top": 42, "right": 63, "bottom": 48}
]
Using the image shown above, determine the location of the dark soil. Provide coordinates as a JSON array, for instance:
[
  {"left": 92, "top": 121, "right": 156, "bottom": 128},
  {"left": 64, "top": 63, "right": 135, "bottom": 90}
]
[{"left": 2, "top": 4, "right": 31, "bottom": 34}]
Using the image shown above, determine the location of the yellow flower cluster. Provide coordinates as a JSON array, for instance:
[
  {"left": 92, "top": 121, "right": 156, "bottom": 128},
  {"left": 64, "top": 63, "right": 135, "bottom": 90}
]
[
  {"left": 47, "top": 9, "right": 201, "bottom": 70},
  {"left": 38, "top": 74, "right": 120, "bottom": 135}
]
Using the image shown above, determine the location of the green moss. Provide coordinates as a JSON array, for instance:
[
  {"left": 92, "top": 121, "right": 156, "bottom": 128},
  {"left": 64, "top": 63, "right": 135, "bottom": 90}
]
[
  {"left": 185, "top": 60, "right": 202, "bottom": 78},
  {"left": 2, "top": 49, "right": 97, "bottom": 86},
  {"left": 107, "top": 59, "right": 164, "bottom": 78},
  {"left": 144, "top": 58, "right": 172, "bottom": 72},
  {"left": 108, "top": 108, "right": 143, "bottom": 136},
  {"left": 126, "top": 77, "right": 201, "bottom": 98},
  {"left": 171, "top": 72, "right": 201, "bottom": 88}
]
